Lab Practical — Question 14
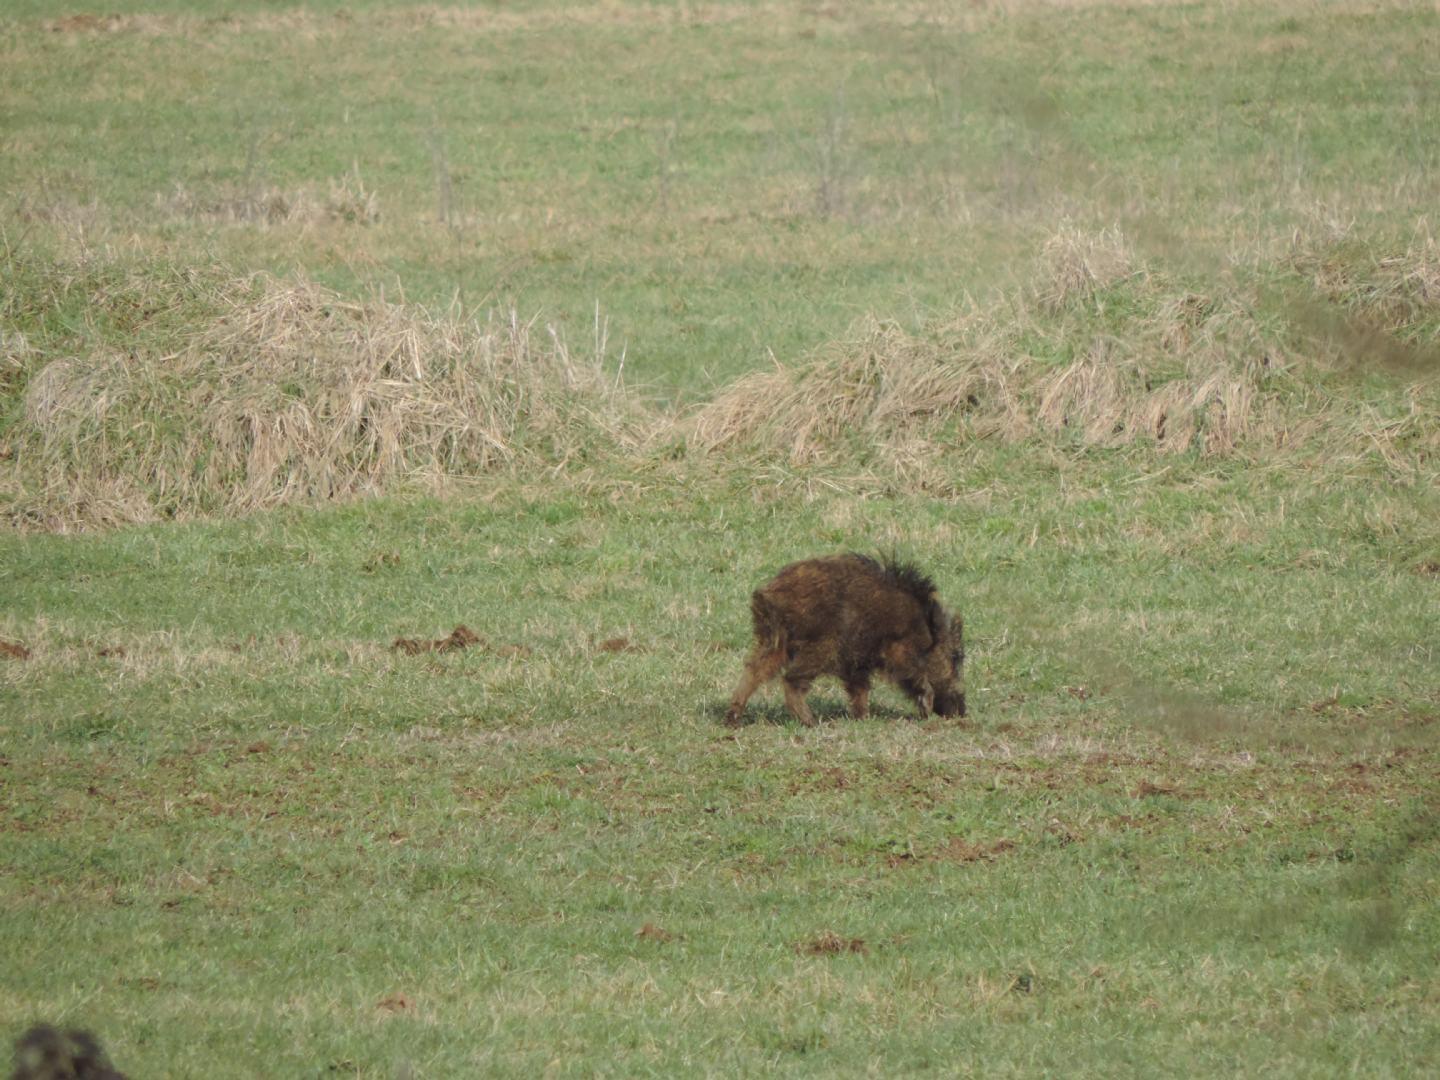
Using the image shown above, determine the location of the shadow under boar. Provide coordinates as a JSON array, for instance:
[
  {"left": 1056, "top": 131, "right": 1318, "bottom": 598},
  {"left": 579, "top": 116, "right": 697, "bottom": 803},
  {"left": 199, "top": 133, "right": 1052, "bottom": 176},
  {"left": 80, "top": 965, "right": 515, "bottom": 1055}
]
[{"left": 724, "top": 554, "right": 965, "bottom": 727}]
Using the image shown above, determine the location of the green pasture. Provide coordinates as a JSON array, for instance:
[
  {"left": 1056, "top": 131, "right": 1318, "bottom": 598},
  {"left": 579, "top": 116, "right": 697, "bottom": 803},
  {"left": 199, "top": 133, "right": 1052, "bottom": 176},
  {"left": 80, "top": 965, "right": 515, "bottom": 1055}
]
[
  {"left": 2, "top": 0, "right": 1437, "bottom": 396},
  {"left": 2, "top": 1, "right": 1438, "bottom": 1076}
]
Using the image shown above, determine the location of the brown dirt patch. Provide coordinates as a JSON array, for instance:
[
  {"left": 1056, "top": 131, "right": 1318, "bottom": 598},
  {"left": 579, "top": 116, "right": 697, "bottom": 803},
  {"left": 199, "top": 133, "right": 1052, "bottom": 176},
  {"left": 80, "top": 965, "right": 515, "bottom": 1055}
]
[
  {"left": 0, "top": 640, "right": 31, "bottom": 661},
  {"left": 1131, "top": 779, "right": 1186, "bottom": 798},
  {"left": 96, "top": 645, "right": 126, "bottom": 658},
  {"left": 46, "top": 14, "right": 130, "bottom": 33},
  {"left": 1084, "top": 751, "right": 1151, "bottom": 767},
  {"left": 1044, "top": 819, "right": 1082, "bottom": 845},
  {"left": 636, "top": 923, "right": 673, "bottom": 943},
  {"left": 1415, "top": 559, "right": 1440, "bottom": 577},
  {"left": 1111, "top": 814, "right": 1155, "bottom": 831},
  {"left": 376, "top": 993, "right": 414, "bottom": 1014},
  {"left": 392, "top": 624, "right": 482, "bottom": 655},
  {"left": 798, "top": 932, "right": 867, "bottom": 956},
  {"left": 789, "top": 766, "right": 851, "bottom": 793},
  {"left": 597, "top": 636, "right": 643, "bottom": 653},
  {"left": 940, "top": 837, "right": 1016, "bottom": 863}
]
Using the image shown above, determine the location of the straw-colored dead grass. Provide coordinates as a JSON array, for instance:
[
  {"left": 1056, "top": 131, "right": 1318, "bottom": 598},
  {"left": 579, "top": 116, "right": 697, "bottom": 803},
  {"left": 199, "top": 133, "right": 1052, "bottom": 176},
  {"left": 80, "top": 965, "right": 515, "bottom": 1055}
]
[
  {"left": 1293, "top": 233, "right": 1440, "bottom": 344},
  {"left": 4, "top": 228, "right": 1436, "bottom": 529},
  {"left": 5, "top": 272, "right": 640, "bottom": 530},
  {"left": 687, "top": 230, "right": 1439, "bottom": 473},
  {"left": 1034, "top": 223, "right": 1139, "bottom": 312}
]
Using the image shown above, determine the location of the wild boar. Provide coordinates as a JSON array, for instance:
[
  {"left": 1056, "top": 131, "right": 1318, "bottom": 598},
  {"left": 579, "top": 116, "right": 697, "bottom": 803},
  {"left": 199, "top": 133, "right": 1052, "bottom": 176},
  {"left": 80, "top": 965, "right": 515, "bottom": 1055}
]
[{"left": 724, "top": 554, "right": 965, "bottom": 727}]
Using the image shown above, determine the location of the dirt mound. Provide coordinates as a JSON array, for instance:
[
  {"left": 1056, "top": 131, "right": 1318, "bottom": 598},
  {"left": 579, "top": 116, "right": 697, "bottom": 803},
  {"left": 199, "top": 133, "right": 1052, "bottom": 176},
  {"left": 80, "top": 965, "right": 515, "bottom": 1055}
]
[
  {"left": 798, "top": 932, "right": 867, "bottom": 956},
  {"left": 392, "top": 625, "right": 483, "bottom": 656},
  {"left": 596, "top": 637, "right": 643, "bottom": 654}
]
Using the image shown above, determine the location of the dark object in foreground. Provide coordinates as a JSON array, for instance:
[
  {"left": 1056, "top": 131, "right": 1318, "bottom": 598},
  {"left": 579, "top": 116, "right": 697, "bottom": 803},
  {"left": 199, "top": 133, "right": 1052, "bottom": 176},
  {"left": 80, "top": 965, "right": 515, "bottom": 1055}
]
[
  {"left": 725, "top": 554, "right": 965, "bottom": 727},
  {"left": 10, "top": 1026, "right": 127, "bottom": 1080}
]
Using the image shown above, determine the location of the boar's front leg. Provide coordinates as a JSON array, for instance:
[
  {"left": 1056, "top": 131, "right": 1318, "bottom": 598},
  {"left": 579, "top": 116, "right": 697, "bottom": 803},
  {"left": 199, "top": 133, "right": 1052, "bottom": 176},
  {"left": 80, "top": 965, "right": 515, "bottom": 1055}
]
[
  {"left": 844, "top": 673, "right": 872, "bottom": 720},
  {"left": 914, "top": 684, "right": 935, "bottom": 718},
  {"left": 781, "top": 675, "right": 818, "bottom": 727},
  {"left": 898, "top": 677, "right": 934, "bottom": 719}
]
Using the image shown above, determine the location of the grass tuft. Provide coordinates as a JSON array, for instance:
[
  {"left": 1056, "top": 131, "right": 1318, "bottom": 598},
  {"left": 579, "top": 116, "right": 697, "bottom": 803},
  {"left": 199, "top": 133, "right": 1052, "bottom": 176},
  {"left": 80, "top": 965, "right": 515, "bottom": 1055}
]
[
  {"left": 687, "top": 228, "right": 1438, "bottom": 478},
  {"left": 2, "top": 258, "right": 639, "bottom": 529}
]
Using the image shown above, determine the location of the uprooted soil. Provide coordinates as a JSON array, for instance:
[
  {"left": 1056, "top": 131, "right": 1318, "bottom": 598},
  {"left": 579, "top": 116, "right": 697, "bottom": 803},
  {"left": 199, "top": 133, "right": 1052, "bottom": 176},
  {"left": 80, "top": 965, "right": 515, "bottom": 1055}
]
[
  {"left": 391, "top": 625, "right": 482, "bottom": 656},
  {"left": 798, "top": 932, "right": 868, "bottom": 956},
  {"left": 1, "top": 640, "right": 32, "bottom": 660},
  {"left": 597, "top": 637, "right": 644, "bottom": 654},
  {"left": 886, "top": 837, "right": 1017, "bottom": 868}
]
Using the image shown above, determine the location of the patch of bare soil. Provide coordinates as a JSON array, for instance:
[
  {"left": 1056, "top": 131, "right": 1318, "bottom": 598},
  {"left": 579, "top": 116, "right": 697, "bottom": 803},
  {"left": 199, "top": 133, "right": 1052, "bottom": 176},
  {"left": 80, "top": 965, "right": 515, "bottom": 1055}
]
[
  {"left": 1131, "top": 779, "right": 1188, "bottom": 798},
  {"left": 636, "top": 923, "right": 672, "bottom": 943},
  {"left": 1110, "top": 814, "right": 1156, "bottom": 831},
  {"left": 1, "top": 640, "right": 31, "bottom": 660},
  {"left": 597, "top": 636, "right": 643, "bottom": 653},
  {"left": 97, "top": 646, "right": 126, "bottom": 658},
  {"left": 798, "top": 932, "right": 867, "bottom": 956},
  {"left": 375, "top": 993, "right": 414, "bottom": 1014},
  {"left": 46, "top": 14, "right": 128, "bottom": 33},
  {"left": 789, "top": 766, "right": 851, "bottom": 794},
  {"left": 392, "top": 625, "right": 482, "bottom": 655},
  {"left": 939, "top": 837, "right": 1016, "bottom": 863},
  {"left": 1416, "top": 559, "right": 1440, "bottom": 577}
]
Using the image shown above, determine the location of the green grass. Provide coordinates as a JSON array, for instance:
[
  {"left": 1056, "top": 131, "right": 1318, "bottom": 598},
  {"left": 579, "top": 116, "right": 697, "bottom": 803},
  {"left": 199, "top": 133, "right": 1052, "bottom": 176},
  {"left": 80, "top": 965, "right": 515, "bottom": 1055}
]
[
  {"left": 3, "top": 0, "right": 1440, "bottom": 1075},
  {"left": 3, "top": 466, "right": 1438, "bottom": 1076},
  {"left": 3, "top": 0, "right": 1438, "bottom": 397}
]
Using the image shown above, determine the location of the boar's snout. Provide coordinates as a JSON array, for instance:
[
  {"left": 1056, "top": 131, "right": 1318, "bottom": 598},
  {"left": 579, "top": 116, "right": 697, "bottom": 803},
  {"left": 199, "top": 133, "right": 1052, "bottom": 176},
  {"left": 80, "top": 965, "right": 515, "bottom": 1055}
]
[{"left": 934, "top": 688, "right": 966, "bottom": 718}]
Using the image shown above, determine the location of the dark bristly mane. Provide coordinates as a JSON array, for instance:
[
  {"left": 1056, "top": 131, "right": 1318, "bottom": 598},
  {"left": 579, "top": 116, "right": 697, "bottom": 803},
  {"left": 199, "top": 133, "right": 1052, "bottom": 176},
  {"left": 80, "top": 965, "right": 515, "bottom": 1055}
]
[{"left": 850, "top": 552, "right": 937, "bottom": 605}]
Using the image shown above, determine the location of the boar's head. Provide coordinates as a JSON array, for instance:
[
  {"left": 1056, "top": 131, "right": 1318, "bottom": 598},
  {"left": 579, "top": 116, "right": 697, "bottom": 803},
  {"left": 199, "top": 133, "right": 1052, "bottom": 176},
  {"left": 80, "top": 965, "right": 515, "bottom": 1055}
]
[{"left": 921, "top": 601, "right": 966, "bottom": 718}]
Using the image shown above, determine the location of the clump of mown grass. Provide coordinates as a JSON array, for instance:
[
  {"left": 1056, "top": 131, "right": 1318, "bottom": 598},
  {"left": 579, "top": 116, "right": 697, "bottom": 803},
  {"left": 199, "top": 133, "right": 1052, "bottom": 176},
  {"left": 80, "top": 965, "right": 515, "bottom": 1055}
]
[
  {"left": 688, "top": 228, "right": 1439, "bottom": 478},
  {"left": 4, "top": 228, "right": 1437, "bottom": 529},
  {"left": 1, "top": 250, "right": 641, "bottom": 530}
]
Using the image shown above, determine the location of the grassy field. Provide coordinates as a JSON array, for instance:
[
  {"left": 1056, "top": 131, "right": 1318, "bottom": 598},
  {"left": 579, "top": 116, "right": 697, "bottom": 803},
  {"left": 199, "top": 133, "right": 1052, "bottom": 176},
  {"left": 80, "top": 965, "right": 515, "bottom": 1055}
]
[{"left": 3, "top": 0, "right": 1440, "bottom": 1076}]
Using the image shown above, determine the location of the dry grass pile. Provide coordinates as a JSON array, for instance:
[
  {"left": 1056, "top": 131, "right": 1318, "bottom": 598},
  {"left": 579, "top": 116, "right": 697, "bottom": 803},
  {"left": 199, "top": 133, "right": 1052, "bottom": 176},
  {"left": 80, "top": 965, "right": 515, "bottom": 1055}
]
[
  {"left": 1291, "top": 232, "right": 1440, "bottom": 358},
  {"left": 688, "top": 229, "right": 1439, "bottom": 476},
  {"left": 3, "top": 270, "right": 640, "bottom": 529},
  {"left": 4, "top": 228, "right": 1436, "bottom": 529},
  {"left": 1034, "top": 223, "right": 1139, "bottom": 311}
]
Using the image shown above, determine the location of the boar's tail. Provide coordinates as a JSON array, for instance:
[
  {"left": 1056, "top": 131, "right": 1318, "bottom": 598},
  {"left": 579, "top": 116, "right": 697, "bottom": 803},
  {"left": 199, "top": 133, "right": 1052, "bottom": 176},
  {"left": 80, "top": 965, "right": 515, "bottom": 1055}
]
[{"left": 749, "top": 590, "right": 789, "bottom": 654}]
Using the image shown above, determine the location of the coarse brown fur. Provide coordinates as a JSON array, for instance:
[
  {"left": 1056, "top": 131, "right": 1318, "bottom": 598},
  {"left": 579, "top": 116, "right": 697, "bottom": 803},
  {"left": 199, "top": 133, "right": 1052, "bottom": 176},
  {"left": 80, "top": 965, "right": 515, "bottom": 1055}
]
[
  {"left": 9, "top": 1026, "right": 127, "bottom": 1080},
  {"left": 724, "top": 554, "right": 965, "bottom": 727}
]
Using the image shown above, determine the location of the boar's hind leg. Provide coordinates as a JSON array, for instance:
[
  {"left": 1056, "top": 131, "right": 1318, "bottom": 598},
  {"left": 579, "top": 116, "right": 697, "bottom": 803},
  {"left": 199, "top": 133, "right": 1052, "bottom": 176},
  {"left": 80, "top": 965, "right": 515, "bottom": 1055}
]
[
  {"left": 844, "top": 676, "right": 871, "bottom": 720},
  {"left": 725, "top": 648, "right": 785, "bottom": 726}
]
